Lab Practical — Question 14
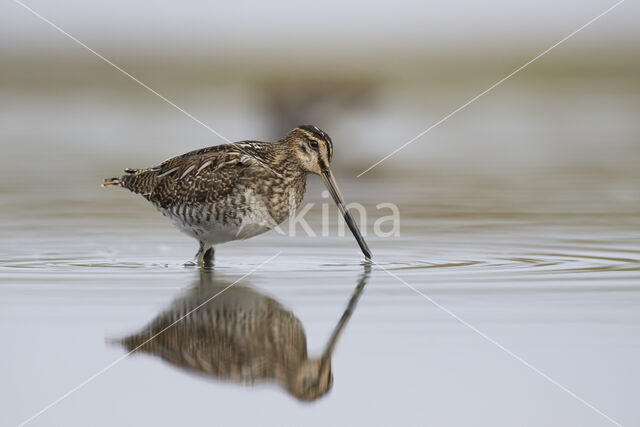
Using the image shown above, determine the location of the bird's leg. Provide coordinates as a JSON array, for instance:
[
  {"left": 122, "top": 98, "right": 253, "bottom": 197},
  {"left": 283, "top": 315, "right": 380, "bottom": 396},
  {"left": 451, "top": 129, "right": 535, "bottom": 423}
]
[
  {"left": 196, "top": 242, "right": 214, "bottom": 267},
  {"left": 203, "top": 247, "right": 215, "bottom": 265}
]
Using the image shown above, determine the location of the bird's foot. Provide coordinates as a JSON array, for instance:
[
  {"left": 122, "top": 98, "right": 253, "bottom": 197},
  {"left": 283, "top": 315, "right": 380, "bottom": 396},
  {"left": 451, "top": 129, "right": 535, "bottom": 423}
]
[{"left": 196, "top": 245, "right": 214, "bottom": 268}]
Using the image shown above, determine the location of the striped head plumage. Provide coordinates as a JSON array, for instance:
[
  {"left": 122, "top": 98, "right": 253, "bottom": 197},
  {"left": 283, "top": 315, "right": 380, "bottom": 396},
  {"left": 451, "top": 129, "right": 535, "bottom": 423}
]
[{"left": 287, "top": 125, "right": 334, "bottom": 175}]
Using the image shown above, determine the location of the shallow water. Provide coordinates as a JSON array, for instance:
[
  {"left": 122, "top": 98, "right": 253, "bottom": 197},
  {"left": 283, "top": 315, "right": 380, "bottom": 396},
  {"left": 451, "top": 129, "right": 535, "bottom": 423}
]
[{"left": 1, "top": 174, "right": 639, "bottom": 427}]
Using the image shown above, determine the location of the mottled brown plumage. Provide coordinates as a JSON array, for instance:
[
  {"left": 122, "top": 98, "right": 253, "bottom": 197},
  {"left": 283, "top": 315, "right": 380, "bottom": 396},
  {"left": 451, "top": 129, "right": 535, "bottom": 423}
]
[
  {"left": 117, "top": 265, "right": 370, "bottom": 401},
  {"left": 103, "top": 125, "right": 371, "bottom": 264}
]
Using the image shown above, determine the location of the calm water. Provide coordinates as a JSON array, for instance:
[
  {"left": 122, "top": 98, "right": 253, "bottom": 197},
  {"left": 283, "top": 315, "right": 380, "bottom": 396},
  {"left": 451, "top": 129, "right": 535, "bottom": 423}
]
[{"left": 1, "top": 173, "right": 639, "bottom": 426}]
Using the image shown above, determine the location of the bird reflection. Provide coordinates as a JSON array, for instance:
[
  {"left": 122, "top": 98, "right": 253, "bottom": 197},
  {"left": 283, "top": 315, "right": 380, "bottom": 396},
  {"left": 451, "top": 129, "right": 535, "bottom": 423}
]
[{"left": 117, "top": 264, "right": 370, "bottom": 401}]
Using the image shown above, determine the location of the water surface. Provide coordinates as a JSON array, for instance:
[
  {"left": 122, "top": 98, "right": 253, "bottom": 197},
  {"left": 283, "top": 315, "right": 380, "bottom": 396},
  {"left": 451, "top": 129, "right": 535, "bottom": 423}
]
[{"left": 1, "top": 173, "right": 639, "bottom": 427}]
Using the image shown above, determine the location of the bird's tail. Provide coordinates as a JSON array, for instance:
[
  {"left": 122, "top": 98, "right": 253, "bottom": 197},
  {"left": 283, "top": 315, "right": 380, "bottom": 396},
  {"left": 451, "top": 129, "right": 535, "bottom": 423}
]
[
  {"left": 102, "top": 168, "right": 140, "bottom": 187},
  {"left": 102, "top": 176, "right": 122, "bottom": 187}
]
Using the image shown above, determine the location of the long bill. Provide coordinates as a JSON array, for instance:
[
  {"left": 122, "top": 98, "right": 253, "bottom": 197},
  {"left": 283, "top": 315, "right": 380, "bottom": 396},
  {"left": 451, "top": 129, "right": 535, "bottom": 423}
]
[{"left": 321, "top": 169, "right": 372, "bottom": 259}]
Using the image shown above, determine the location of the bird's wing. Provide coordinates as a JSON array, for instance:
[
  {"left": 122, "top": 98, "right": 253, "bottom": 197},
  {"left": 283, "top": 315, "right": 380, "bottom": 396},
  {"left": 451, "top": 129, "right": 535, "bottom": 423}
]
[{"left": 119, "top": 143, "right": 276, "bottom": 208}]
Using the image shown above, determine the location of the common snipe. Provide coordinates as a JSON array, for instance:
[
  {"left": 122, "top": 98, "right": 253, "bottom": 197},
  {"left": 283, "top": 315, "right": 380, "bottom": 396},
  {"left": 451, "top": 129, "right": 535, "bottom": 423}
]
[{"left": 103, "top": 125, "right": 371, "bottom": 265}]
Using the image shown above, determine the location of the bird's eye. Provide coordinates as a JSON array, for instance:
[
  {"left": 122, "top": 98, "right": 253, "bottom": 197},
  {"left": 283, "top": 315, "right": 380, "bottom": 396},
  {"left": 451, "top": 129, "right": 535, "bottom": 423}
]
[{"left": 309, "top": 140, "right": 319, "bottom": 148}]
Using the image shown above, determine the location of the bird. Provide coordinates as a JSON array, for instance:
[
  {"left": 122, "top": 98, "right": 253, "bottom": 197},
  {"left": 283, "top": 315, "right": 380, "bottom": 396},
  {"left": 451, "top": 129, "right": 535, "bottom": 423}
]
[
  {"left": 115, "top": 264, "right": 370, "bottom": 401},
  {"left": 103, "top": 125, "right": 371, "bottom": 265}
]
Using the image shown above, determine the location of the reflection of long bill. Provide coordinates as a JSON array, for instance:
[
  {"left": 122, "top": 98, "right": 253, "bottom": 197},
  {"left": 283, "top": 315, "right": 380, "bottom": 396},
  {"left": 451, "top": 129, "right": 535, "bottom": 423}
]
[
  {"left": 321, "top": 169, "right": 372, "bottom": 259},
  {"left": 319, "top": 263, "right": 371, "bottom": 371}
]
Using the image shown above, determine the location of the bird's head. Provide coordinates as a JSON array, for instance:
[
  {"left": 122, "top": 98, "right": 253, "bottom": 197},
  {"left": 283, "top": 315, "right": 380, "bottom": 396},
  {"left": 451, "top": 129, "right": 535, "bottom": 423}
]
[
  {"left": 284, "top": 125, "right": 372, "bottom": 259},
  {"left": 287, "top": 124, "right": 334, "bottom": 175}
]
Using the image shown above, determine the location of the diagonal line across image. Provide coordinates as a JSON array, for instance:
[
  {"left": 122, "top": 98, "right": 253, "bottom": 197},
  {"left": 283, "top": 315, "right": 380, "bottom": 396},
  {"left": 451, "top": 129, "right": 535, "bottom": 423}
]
[
  {"left": 12, "top": 0, "right": 231, "bottom": 145},
  {"left": 370, "top": 259, "right": 623, "bottom": 427},
  {"left": 17, "top": 252, "right": 282, "bottom": 427},
  {"left": 12, "top": 0, "right": 285, "bottom": 178},
  {"left": 357, "top": 0, "right": 626, "bottom": 178}
]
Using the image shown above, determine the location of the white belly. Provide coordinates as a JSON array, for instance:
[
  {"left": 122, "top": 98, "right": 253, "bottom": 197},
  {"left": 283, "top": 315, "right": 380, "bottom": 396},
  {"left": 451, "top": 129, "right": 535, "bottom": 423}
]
[{"left": 158, "top": 202, "right": 280, "bottom": 246}]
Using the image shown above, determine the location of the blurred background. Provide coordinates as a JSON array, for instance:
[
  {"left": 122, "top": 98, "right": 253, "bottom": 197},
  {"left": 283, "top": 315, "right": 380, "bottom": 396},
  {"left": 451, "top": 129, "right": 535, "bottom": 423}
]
[{"left": 1, "top": 0, "right": 639, "bottom": 189}]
